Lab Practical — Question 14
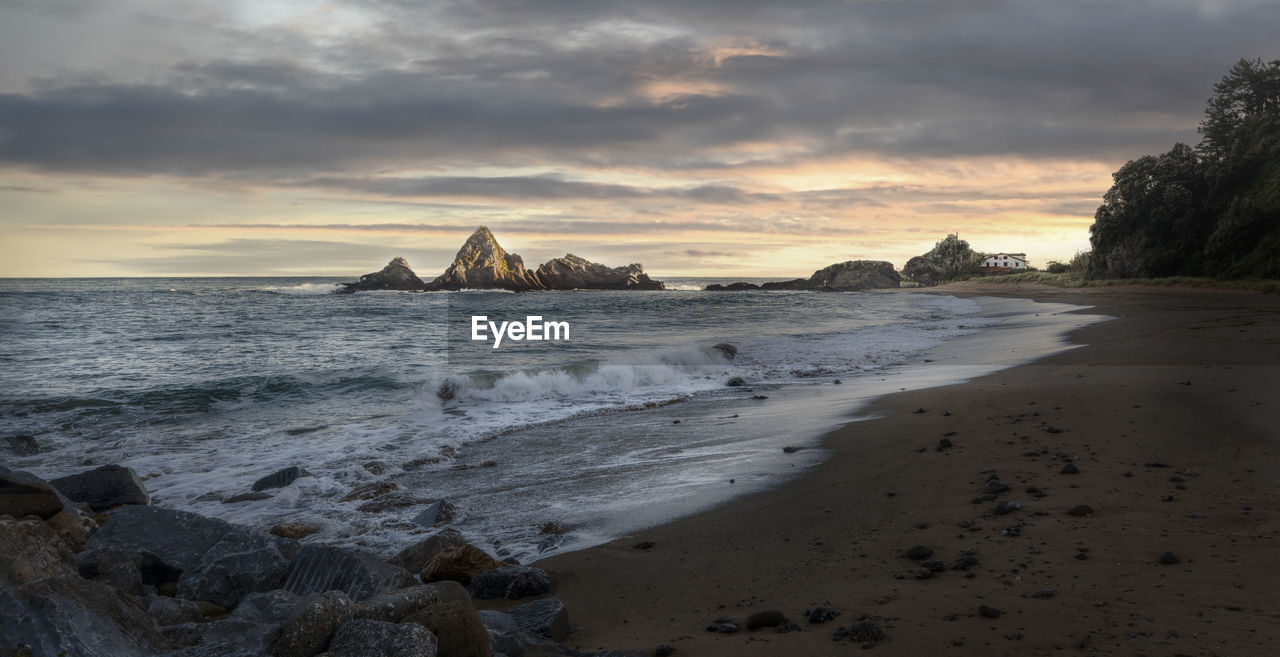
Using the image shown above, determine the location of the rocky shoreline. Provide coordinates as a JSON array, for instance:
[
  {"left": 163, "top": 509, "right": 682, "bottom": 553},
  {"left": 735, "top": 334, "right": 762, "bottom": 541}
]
[{"left": 1, "top": 464, "right": 641, "bottom": 657}]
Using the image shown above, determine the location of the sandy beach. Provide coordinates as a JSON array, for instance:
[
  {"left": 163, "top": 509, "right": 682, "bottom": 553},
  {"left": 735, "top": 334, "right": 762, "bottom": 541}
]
[{"left": 531, "top": 283, "right": 1280, "bottom": 656}]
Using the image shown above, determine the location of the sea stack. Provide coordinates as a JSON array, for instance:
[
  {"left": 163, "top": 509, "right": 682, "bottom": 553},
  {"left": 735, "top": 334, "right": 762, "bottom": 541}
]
[
  {"left": 534, "top": 253, "right": 664, "bottom": 291},
  {"left": 424, "top": 226, "right": 544, "bottom": 292}
]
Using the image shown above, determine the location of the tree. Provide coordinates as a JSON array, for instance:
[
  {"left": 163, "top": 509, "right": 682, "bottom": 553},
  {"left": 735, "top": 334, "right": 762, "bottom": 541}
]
[
  {"left": 925, "top": 234, "right": 983, "bottom": 279},
  {"left": 1198, "top": 58, "right": 1280, "bottom": 161}
]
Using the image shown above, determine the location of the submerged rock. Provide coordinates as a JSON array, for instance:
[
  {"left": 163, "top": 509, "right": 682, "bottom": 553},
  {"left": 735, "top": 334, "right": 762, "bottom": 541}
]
[
  {"left": 338, "top": 257, "right": 427, "bottom": 293},
  {"left": 251, "top": 466, "right": 312, "bottom": 492}
]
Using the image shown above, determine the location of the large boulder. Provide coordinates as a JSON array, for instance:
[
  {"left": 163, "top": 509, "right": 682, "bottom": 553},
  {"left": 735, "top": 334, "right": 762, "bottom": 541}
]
[
  {"left": 1, "top": 516, "right": 78, "bottom": 586},
  {"left": 84, "top": 506, "right": 299, "bottom": 607},
  {"left": 49, "top": 464, "right": 150, "bottom": 511},
  {"left": 339, "top": 257, "right": 427, "bottom": 293},
  {"left": 274, "top": 590, "right": 355, "bottom": 657},
  {"left": 0, "top": 575, "right": 168, "bottom": 657},
  {"left": 0, "top": 466, "right": 64, "bottom": 519},
  {"left": 759, "top": 278, "right": 810, "bottom": 290},
  {"left": 903, "top": 255, "right": 945, "bottom": 287},
  {"left": 421, "top": 544, "right": 505, "bottom": 585},
  {"left": 807, "top": 260, "right": 902, "bottom": 291},
  {"left": 702, "top": 282, "right": 759, "bottom": 291},
  {"left": 467, "top": 565, "right": 551, "bottom": 601},
  {"left": 402, "top": 600, "right": 491, "bottom": 657},
  {"left": 231, "top": 589, "right": 304, "bottom": 625},
  {"left": 163, "top": 617, "right": 282, "bottom": 657},
  {"left": 388, "top": 528, "right": 469, "bottom": 574},
  {"left": 506, "top": 598, "right": 569, "bottom": 642},
  {"left": 477, "top": 610, "right": 578, "bottom": 657},
  {"left": 76, "top": 549, "right": 144, "bottom": 596},
  {"left": 282, "top": 544, "right": 417, "bottom": 602},
  {"left": 534, "top": 254, "right": 664, "bottom": 290},
  {"left": 327, "top": 619, "right": 439, "bottom": 657},
  {"left": 354, "top": 581, "right": 470, "bottom": 623}
]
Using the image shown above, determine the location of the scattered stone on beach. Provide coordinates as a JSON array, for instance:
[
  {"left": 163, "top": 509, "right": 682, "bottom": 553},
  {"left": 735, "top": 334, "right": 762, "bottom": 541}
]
[
  {"left": 655, "top": 642, "right": 675, "bottom": 656},
  {"left": 354, "top": 581, "right": 469, "bottom": 623},
  {"left": 937, "top": 438, "right": 954, "bottom": 450},
  {"left": 921, "top": 559, "right": 945, "bottom": 572},
  {"left": 833, "top": 379, "right": 842, "bottom": 384},
  {"left": 913, "top": 567, "right": 933, "bottom": 579},
  {"left": 389, "top": 528, "right": 468, "bottom": 574},
  {"left": 633, "top": 540, "right": 655, "bottom": 550},
  {"left": 467, "top": 565, "right": 552, "bottom": 600},
  {"left": 507, "top": 597, "right": 570, "bottom": 641},
  {"left": 952, "top": 555, "right": 979, "bottom": 571},
  {"left": 50, "top": 464, "right": 151, "bottom": 511},
  {"left": 412, "top": 499, "right": 456, "bottom": 527},
  {"left": 984, "top": 479, "right": 1010, "bottom": 494},
  {"left": 1029, "top": 589, "right": 1055, "bottom": 599},
  {"left": 847, "top": 620, "right": 885, "bottom": 643},
  {"left": 283, "top": 545, "right": 416, "bottom": 602},
  {"left": 711, "top": 343, "right": 738, "bottom": 360},
  {"left": 402, "top": 600, "right": 490, "bottom": 657},
  {"left": 1060, "top": 463, "right": 1080, "bottom": 474},
  {"left": 1187, "top": 511, "right": 1205, "bottom": 518},
  {"left": 807, "top": 606, "right": 838, "bottom": 624},
  {"left": 421, "top": 543, "right": 504, "bottom": 585},
  {"left": 978, "top": 605, "right": 1002, "bottom": 619},
  {"left": 1159, "top": 551, "right": 1181, "bottom": 565},
  {"left": 326, "top": 618, "right": 439, "bottom": 657},
  {"left": 251, "top": 466, "right": 312, "bottom": 492},
  {"left": 745, "top": 609, "right": 785, "bottom": 629},
  {"left": 726, "top": 377, "right": 747, "bottom": 387},
  {"left": 912, "top": 407, "right": 927, "bottom": 414},
  {"left": 1066, "top": 504, "right": 1095, "bottom": 517},
  {"left": 904, "top": 545, "right": 934, "bottom": 560},
  {"left": 270, "top": 522, "right": 320, "bottom": 540},
  {"left": 994, "top": 501, "right": 1021, "bottom": 515},
  {"left": 274, "top": 590, "right": 356, "bottom": 657},
  {"left": 223, "top": 491, "right": 273, "bottom": 504},
  {"left": 0, "top": 466, "right": 64, "bottom": 519},
  {"left": 718, "top": 623, "right": 739, "bottom": 634}
]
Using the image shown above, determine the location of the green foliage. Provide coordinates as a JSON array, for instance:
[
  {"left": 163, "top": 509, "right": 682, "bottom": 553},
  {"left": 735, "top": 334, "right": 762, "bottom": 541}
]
[
  {"left": 1089, "top": 59, "right": 1280, "bottom": 280},
  {"left": 923, "top": 234, "right": 984, "bottom": 280},
  {"left": 1045, "top": 261, "right": 1069, "bottom": 274}
]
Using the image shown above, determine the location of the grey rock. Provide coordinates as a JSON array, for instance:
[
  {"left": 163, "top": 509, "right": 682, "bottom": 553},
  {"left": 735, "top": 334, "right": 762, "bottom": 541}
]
[
  {"left": 1060, "top": 463, "right": 1080, "bottom": 474},
  {"left": 726, "top": 377, "right": 747, "bottom": 387},
  {"left": 507, "top": 598, "right": 569, "bottom": 642},
  {"left": 0, "top": 465, "right": 64, "bottom": 519},
  {"left": 477, "top": 610, "right": 582, "bottom": 657},
  {"left": 327, "top": 619, "right": 439, "bottom": 657},
  {"left": 903, "top": 255, "right": 945, "bottom": 287},
  {"left": 145, "top": 593, "right": 204, "bottom": 626},
  {"left": 84, "top": 506, "right": 239, "bottom": 573},
  {"left": 252, "top": 466, "right": 312, "bottom": 492},
  {"left": 0, "top": 575, "right": 168, "bottom": 657},
  {"left": 413, "top": 500, "right": 456, "bottom": 528},
  {"left": 1158, "top": 551, "right": 1180, "bottom": 565},
  {"left": 177, "top": 544, "right": 292, "bottom": 609},
  {"left": 283, "top": 544, "right": 417, "bottom": 602},
  {"left": 223, "top": 492, "right": 273, "bottom": 504},
  {"left": 467, "top": 565, "right": 552, "bottom": 600},
  {"left": 3, "top": 434, "right": 41, "bottom": 455},
  {"left": 388, "top": 528, "right": 469, "bottom": 574},
  {"left": 807, "top": 260, "right": 901, "bottom": 291},
  {"left": 401, "top": 600, "right": 490, "bottom": 657},
  {"left": 847, "top": 621, "right": 884, "bottom": 642},
  {"left": 163, "top": 617, "right": 281, "bottom": 657},
  {"left": 76, "top": 549, "right": 144, "bottom": 596},
  {"left": 354, "top": 581, "right": 470, "bottom": 623},
  {"left": 978, "top": 605, "right": 1002, "bottom": 618},
  {"left": 534, "top": 252, "right": 664, "bottom": 291},
  {"left": 912, "top": 567, "right": 933, "bottom": 579},
  {"left": 50, "top": 464, "right": 150, "bottom": 511},
  {"left": 232, "top": 590, "right": 304, "bottom": 624},
  {"left": 745, "top": 609, "right": 784, "bottom": 630},
  {"left": 994, "top": 501, "right": 1021, "bottom": 515},
  {"left": 275, "top": 590, "right": 355, "bottom": 657},
  {"left": 339, "top": 257, "right": 427, "bottom": 293},
  {"left": 1066, "top": 504, "right": 1094, "bottom": 517},
  {"left": 703, "top": 282, "right": 759, "bottom": 291},
  {"left": 984, "top": 480, "right": 1010, "bottom": 494}
]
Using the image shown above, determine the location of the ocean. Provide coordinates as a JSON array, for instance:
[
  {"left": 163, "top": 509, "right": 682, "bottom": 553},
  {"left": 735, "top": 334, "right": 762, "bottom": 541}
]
[{"left": 0, "top": 277, "right": 1100, "bottom": 562}]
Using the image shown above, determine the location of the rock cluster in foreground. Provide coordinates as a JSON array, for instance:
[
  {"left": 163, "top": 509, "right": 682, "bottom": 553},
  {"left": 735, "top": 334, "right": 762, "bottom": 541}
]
[
  {"left": 704, "top": 260, "right": 902, "bottom": 292},
  {"left": 340, "top": 226, "right": 664, "bottom": 293},
  {"left": 1, "top": 464, "right": 639, "bottom": 657}
]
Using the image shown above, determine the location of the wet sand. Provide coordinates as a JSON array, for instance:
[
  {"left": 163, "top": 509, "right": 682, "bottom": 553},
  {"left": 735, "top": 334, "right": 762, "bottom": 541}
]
[{"left": 533, "top": 283, "right": 1280, "bottom": 656}]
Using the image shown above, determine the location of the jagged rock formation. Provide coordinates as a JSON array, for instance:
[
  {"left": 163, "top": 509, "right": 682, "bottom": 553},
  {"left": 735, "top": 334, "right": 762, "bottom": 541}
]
[
  {"left": 425, "top": 226, "right": 543, "bottom": 291},
  {"left": 338, "top": 257, "right": 426, "bottom": 293},
  {"left": 339, "top": 226, "right": 666, "bottom": 292},
  {"left": 534, "top": 253, "right": 664, "bottom": 290},
  {"left": 704, "top": 261, "right": 901, "bottom": 292}
]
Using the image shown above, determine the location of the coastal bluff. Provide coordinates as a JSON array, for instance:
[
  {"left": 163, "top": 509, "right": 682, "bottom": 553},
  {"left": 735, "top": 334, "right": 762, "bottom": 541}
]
[
  {"left": 705, "top": 260, "right": 901, "bottom": 292},
  {"left": 339, "top": 226, "right": 664, "bottom": 292}
]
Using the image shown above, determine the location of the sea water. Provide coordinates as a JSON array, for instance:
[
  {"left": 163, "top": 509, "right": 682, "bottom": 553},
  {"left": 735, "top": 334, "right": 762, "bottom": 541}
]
[{"left": 0, "top": 277, "right": 1099, "bottom": 562}]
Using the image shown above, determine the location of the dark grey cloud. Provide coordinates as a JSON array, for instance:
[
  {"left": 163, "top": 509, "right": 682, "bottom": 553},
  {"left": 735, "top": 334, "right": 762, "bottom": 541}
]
[{"left": 1, "top": 0, "right": 1278, "bottom": 181}]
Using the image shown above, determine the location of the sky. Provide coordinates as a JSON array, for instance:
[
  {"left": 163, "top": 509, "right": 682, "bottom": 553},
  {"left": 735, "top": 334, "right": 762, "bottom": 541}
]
[{"left": 2, "top": 0, "right": 1278, "bottom": 277}]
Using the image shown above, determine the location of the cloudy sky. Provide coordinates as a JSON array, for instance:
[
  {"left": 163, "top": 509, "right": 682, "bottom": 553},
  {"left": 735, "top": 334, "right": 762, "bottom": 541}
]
[{"left": 2, "top": 0, "right": 1277, "bottom": 277}]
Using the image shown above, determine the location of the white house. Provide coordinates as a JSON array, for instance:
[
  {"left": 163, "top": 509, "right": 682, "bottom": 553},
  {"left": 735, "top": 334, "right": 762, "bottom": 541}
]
[{"left": 981, "top": 253, "right": 1028, "bottom": 270}]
